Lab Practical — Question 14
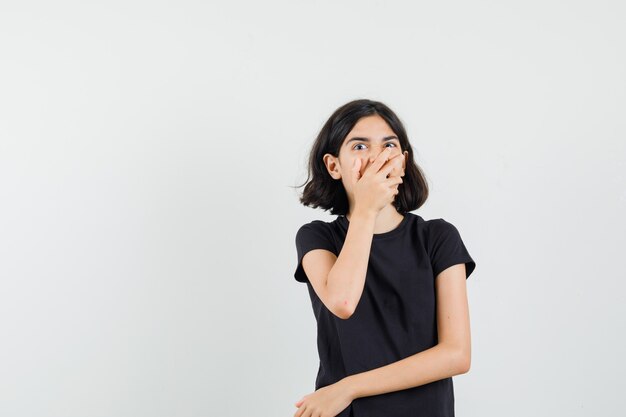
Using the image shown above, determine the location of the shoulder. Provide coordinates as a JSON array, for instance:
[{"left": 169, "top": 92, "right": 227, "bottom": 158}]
[
  {"left": 297, "top": 218, "right": 332, "bottom": 230},
  {"left": 420, "top": 217, "right": 467, "bottom": 252},
  {"left": 296, "top": 219, "right": 334, "bottom": 237},
  {"left": 295, "top": 219, "right": 338, "bottom": 250},
  {"left": 294, "top": 218, "right": 339, "bottom": 275},
  {"left": 426, "top": 217, "right": 460, "bottom": 236},
  {"left": 413, "top": 215, "right": 459, "bottom": 238}
]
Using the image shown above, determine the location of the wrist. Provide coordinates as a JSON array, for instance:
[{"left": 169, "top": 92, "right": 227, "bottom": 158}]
[
  {"left": 351, "top": 207, "right": 378, "bottom": 222},
  {"left": 339, "top": 374, "right": 360, "bottom": 401}
]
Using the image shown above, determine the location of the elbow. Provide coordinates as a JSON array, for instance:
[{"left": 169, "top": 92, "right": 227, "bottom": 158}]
[
  {"left": 326, "top": 276, "right": 356, "bottom": 319},
  {"left": 454, "top": 348, "right": 471, "bottom": 374},
  {"left": 458, "top": 357, "right": 471, "bottom": 374},
  {"left": 334, "top": 303, "right": 355, "bottom": 320},
  {"left": 443, "top": 344, "right": 470, "bottom": 374},
  {"left": 331, "top": 298, "right": 355, "bottom": 320}
]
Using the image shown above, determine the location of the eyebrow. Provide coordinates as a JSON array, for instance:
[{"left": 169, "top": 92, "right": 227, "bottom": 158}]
[{"left": 344, "top": 135, "right": 399, "bottom": 146}]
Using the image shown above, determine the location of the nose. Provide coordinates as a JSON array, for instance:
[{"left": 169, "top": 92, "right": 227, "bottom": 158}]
[{"left": 369, "top": 148, "right": 389, "bottom": 163}]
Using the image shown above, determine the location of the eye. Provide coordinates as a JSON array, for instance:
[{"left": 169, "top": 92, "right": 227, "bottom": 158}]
[{"left": 352, "top": 142, "right": 397, "bottom": 150}]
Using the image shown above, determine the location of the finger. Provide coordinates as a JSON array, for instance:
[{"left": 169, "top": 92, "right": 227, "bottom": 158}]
[
  {"left": 383, "top": 154, "right": 403, "bottom": 178},
  {"left": 351, "top": 158, "right": 362, "bottom": 184},
  {"left": 364, "top": 147, "right": 392, "bottom": 177},
  {"left": 296, "top": 404, "right": 308, "bottom": 417},
  {"left": 382, "top": 153, "right": 405, "bottom": 178},
  {"left": 387, "top": 163, "right": 402, "bottom": 178},
  {"left": 385, "top": 175, "right": 403, "bottom": 187},
  {"left": 392, "top": 154, "right": 405, "bottom": 177}
]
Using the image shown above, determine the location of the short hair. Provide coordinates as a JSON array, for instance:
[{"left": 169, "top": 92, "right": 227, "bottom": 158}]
[{"left": 295, "top": 98, "right": 429, "bottom": 215}]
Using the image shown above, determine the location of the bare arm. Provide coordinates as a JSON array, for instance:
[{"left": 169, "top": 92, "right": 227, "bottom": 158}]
[
  {"left": 338, "top": 263, "right": 471, "bottom": 398},
  {"left": 301, "top": 149, "right": 404, "bottom": 319},
  {"left": 326, "top": 209, "right": 377, "bottom": 319},
  {"left": 340, "top": 343, "right": 465, "bottom": 399},
  {"left": 320, "top": 147, "right": 404, "bottom": 319}
]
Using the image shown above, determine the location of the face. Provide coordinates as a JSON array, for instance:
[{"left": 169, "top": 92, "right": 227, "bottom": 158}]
[{"left": 324, "top": 114, "right": 408, "bottom": 195}]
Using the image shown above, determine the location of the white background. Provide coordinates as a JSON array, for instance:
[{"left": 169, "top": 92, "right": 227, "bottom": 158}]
[{"left": 1, "top": 1, "right": 624, "bottom": 416}]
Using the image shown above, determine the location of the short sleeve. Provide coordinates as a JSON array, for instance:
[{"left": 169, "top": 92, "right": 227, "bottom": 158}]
[
  {"left": 294, "top": 221, "right": 336, "bottom": 283},
  {"left": 428, "top": 218, "right": 476, "bottom": 280}
]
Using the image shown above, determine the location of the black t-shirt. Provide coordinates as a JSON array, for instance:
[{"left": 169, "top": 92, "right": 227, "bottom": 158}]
[{"left": 293, "top": 212, "right": 476, "bottom": 417}]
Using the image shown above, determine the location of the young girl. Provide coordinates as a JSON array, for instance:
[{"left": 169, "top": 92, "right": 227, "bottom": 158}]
[{"left": 292, "top": 99, "right": 476, "bottom": 417}]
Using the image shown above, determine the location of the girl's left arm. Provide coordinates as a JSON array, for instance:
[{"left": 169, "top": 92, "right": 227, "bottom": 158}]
[{"left": 339, "top": 263, "right": 471, "bottom": 400}]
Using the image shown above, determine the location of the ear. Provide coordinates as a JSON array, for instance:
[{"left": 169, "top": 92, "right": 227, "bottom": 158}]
[
  {"left": 402, "top": 151, "right": 408, "bottom": 172},
  {"left": 323, "top": 153, "right": 342, "bottom": 180}
]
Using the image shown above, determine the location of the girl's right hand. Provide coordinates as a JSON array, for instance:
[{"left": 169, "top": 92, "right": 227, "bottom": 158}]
[{"left": 349, "top": 147, "right": 404, "bottom": 215}]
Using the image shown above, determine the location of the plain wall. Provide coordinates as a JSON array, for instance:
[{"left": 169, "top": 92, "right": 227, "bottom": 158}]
[{"left": 0, "top": 1, "right": 624, "bottom": 416}]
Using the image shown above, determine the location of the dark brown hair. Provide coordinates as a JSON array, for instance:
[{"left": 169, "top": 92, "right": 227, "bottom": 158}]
[{"left": 295, "top": 98, "right": 429, "bottom": 215}]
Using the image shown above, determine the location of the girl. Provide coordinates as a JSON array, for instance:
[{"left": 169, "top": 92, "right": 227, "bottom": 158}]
[{"left": 293, "top": 99, "right": 476, "bottom": 417}]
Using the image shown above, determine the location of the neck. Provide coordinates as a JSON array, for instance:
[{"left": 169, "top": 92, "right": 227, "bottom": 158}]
[{"left": 347, "top": 205, "right": 405, "bottom": 234}]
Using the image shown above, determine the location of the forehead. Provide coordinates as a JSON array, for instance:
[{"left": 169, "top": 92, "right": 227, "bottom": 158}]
[{"left": 347, "top": 115, "right": 395, "bottom": 137}]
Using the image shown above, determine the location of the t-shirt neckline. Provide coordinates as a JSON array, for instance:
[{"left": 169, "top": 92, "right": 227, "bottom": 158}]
[{"left": 338, "top": 212, "right": 410, "bottom": 239}]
